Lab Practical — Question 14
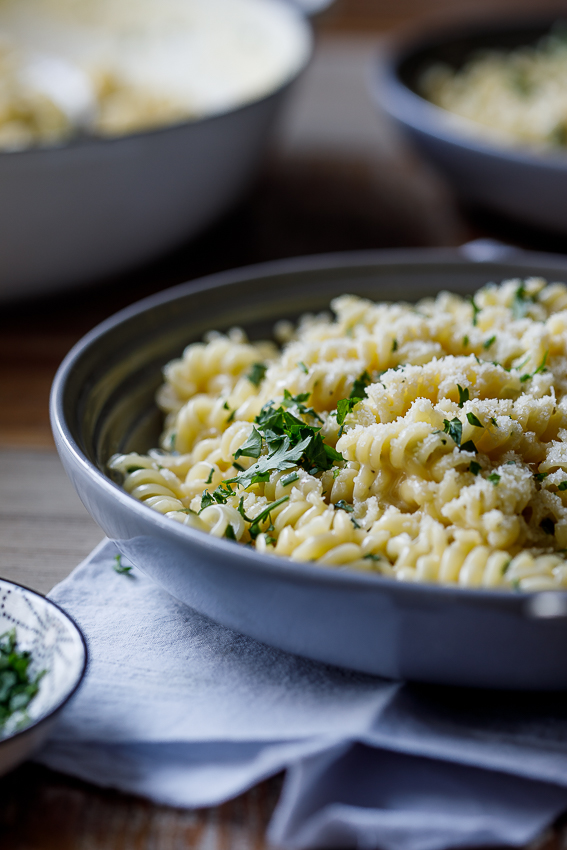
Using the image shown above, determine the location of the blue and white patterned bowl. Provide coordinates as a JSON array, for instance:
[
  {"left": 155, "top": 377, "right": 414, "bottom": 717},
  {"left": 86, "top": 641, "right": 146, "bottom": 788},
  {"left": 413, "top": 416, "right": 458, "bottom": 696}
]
[{"left": 0, "top": 578, "right": 87, "bottom": 777}]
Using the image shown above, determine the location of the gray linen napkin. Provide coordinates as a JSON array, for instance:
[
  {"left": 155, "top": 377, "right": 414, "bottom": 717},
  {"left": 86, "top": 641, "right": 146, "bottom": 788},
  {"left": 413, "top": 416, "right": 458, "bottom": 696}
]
[{"left": 37, "top": 540, "right": 567, "bottom": 848}]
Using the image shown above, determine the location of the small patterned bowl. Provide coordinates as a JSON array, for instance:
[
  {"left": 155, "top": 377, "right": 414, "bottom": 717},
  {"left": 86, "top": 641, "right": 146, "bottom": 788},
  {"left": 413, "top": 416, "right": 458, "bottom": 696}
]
[{"left": 0, "top": 578, "right": 87, "bottom": 777}]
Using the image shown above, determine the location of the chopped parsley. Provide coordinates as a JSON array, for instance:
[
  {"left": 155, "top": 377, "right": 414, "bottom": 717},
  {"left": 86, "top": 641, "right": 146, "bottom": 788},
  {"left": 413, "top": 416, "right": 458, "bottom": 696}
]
[
  {"left": 224, "top": 524, "right": 237, "bottom": 540},
  {"left": 468, "top": 295, "right": 481, "bottom": 326},
  {"left": 463, "top": 335, "right": 469, "bottom": 348},
  {"left": 483, "top": 335, "right": 496, "bottom": 350},
  {"left": 0, "top": 630, "right": 45, "bottom": 731},
  {"left": 350, "top": 370, "right": 372, "bottom": 401},
  {"left": 247, "top": 362, "right": 267, "bottom": 387},
  {"left": 466, "top": 412, "right": 483, "bottom": 428},
  {"left": 363, "top": 553, "right": 383, "bottom": 562},
  {"left": 113, "top": 554, "right": 133, "bottom": 575},
  {"left": 443, "top": 417, "right": 462, "bottom": 446},
  {"left": 392, "top": 339, "right": 398, "bottom": 352},
  {"left": 469, "top": 461, "right": 481, "bottom": 475},
  {"left": 490, "top": 417, "right": 498, "bottom": 427},
  {"left": 200, "top": 483, "right": 234, "bottom": 511},
  {"left": 512, "top": 283, "right": 536, "bottom": 320},
  {"left": 205, "top": 468, "right": 214, "bottom": 485},
  {"left": 442, "top": 418, "right": 477, "bottom": 452},
  {"left": 234, "top": 427, "right": 262, "bottom": 460},
  {"left": 281, "top": 471, "right": 299, "bottom": 487},
  {"left": 226, "top": 393, "right": 343, "bottom": 490},
  {"left": 298, "top": 361, "right": 309, "bottom": 374},
  {"left": 334, "top": 500, "right": 354, "bottom": 513},
  {"left": 534, "top": 472, "right": 549, "bottom": 482},
  {"left": 487, "top": 473, "right": 501, "bottom": 486},
  {"left": 520, "top": 351, "right": 548, "bottom": 383},
  {"left": 237, "top": 495, "right": 289, "bottom": 539},
  {"left": 540, "top": 517, "right": 556, "bottom": 535},
  {"left": 559, "top": 482, "right": 567, "bottom": 491},
  {"left": 457, "top": 385, "right": 469, "bottom": 407},
  {"left": 126, "top": 465, "right": 144, "bottom": 473}
]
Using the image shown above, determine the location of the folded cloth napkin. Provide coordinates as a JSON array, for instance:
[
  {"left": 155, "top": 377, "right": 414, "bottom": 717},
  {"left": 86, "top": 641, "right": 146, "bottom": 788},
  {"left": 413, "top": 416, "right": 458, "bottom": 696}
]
[{"left": 38, "top": 540, "right": 567, "bottom": 849}]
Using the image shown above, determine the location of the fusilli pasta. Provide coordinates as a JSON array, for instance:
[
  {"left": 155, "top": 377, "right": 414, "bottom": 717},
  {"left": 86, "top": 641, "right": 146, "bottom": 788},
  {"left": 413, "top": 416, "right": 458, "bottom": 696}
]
[{"left": 110, "top": 276, "right": 567, "bottom": 591}]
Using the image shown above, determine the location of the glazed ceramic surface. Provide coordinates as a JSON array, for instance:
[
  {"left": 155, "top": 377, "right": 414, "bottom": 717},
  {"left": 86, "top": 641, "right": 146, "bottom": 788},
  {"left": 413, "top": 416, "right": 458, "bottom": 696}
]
[
  {"left": 51, "top": 249, "right": 567, "bottom": 689},
  {"left": 0, "top": 579, "right": 87, "bottom": 776},
  {"left": 374, "top": 17, "right": 567, "bottom": 235},
  {"left": 0, "top": 5, "right": 311, "bottom": 301}
]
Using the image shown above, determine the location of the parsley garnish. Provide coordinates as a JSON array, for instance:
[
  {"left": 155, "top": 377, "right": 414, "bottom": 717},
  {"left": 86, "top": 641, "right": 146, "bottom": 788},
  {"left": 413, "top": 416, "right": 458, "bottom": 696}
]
[
  {"left": 205, "top": 468, "right": 214, "bottom": 485},
  {"left": 519, "top": 351, "right": 548, "bottom": 383},
  {"left": 298, "top": 361, "right": 309, "bottom": 374},
  {"left": 237, "top": 495, "right": 289, "bottom": 539},
  {"left": 487, "top": 473, "right": 501, "bottom": 486},
  {"left": 224, "top": 392, "right": 343, "bottom": 490},
  {"left": 534, "top": 472, "right": 549, "bottom": 482},
  {"left": 490, "top": 417, "right": 498, "bottom": 427},
  {"left": 463, "top": 335, "right": 469, "bottom": 347},
  {"left": 0, "top": 630, "right": 45, "bottom": 730},
  {"left": 559, "top": 482, "right": 567, "bottom": 491},
  {"left": 363, "top": 553, "right": 383, "bottom": 562},
  {"left": 247, "top": 362, "right": 267, "bottom": 387},
  {"left": 540, "top": 517, "right": 555, "bottom": 535},
  {"left": 457, "top": 385, "right": 469, "bottom": 407},
  {"left": 469, "top": 461, "right": 481, "bottom": 475},
  {"left": 334, "top": 500, "right": 354, "bottom": 513},
  {"left": 350, "top": 371, "right": 372, "bottom": 401},
  {"left": 282, "top": 389, "right": 323, "bottom": 423},
  {"left": 512, "top": 283, "right": 536, "bottom": 320},
  {"left": 200, "top": 483, "right": 234, "bottom": 510},
  {"left": 224, "top": 524, "right": 237, "bottom": 540},
  {"left": 234, "top": 427, "right": 262, "bottom": 460},
  {"left": 443, "top": 418, "right": 462, "bottom": 446},
  {"left": 336, "top": 398, "right": 357, "bottom": 433},
  {"left": 126, "top": 465, "right": 144, "bottom": 473},
  {"left": 281, "top": 471, "right": 299, "bottom": 487},
  {"left": 460, "top": 441, "right": 478, "bottom": 453},
  {"left": 483, "top": 335, "right": 496, "bottom": 350},
  {"left": 468, "top": 295, "right": 481, "bottom": 326},
  {"left": 392, "top": 339, "right": 398, "bottom": 352},
  {"left": 466, "top": 412, "right": 483, "bottom": 428},
  {"left": 113, "top": 554, "right": 133, "bottom": 575}
]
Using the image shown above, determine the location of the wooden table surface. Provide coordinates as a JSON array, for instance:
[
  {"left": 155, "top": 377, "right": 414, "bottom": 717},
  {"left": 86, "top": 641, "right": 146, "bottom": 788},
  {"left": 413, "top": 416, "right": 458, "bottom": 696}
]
[{"left": 2, "top": 0, "right": 567, "bottom": 847}]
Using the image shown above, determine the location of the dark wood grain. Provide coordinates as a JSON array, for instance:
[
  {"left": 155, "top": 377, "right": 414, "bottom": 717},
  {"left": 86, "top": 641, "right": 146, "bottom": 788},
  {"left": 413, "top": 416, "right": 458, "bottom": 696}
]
[{"left": 0, "top": 764, "right": 282, "bottom": 850}]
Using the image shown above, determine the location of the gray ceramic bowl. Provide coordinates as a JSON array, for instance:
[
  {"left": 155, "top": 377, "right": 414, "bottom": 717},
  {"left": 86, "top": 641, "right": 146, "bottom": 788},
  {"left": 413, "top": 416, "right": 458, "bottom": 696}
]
[
  {"left": 0, "top": 3, "right": 311, "bottom": 301},
  {"left": 0, "top": 578, "right": 87, "bottom": 777},
  {"left": 51, "top": 248, "right": 567, "bottom": 689},
  {"left": 374, "top": 17, "right": 567, "bottom": 235}
]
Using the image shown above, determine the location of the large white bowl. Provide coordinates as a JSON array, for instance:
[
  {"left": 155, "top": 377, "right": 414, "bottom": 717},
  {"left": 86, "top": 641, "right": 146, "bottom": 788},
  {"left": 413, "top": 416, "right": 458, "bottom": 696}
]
[
  {"left": 0, "top": 578, "right": 87, "bottom": 777},
  {"left": 0, "top": 1, "right": 311, "bottom": 300}
]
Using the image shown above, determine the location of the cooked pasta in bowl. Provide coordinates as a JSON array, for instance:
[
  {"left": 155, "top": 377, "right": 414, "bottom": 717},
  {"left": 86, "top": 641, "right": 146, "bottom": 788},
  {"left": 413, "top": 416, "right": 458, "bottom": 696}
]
[
  {"left": 51, "top": 250, "right": 567, "bottom": 688},
  {"left": 109, "top": 278, "right": 567, "bottom": 593}
]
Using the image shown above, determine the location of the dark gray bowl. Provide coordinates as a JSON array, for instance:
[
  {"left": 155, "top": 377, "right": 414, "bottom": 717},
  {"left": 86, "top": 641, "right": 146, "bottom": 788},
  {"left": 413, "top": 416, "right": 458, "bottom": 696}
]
[
  {"left": 374, "top": 17, "right": 567, "bottom": 234},
  {"left": 51, "top": 248, "right": 567, "bottom": 689}
]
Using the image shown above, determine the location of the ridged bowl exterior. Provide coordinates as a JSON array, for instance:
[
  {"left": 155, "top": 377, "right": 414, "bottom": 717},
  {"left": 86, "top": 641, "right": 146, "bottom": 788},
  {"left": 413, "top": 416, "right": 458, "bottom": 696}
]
[{"left": 51, "top": 249, "right": 567, "bottom": 689}]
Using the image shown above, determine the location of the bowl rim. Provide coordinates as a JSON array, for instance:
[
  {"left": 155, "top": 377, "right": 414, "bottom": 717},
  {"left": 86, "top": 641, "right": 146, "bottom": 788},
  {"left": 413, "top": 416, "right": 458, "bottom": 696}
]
[
  {"left": 50, "top": 247, "right": 567, "bottom": 612},
  {"left": 0, "top": 576, "right": 88, "bottom": 744},
  {"left": 0, "top": 0, "right": 312, "bottom": 160},
  {"left": 373, "top": 12, "right": 567, "bottom": 170}
]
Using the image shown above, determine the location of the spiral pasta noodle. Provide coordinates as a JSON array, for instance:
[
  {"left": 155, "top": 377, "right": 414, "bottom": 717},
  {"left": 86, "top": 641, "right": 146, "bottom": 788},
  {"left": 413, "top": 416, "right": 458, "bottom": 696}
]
[{"left": 110, "top": 276, "right": 567, "bottom": 591}]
